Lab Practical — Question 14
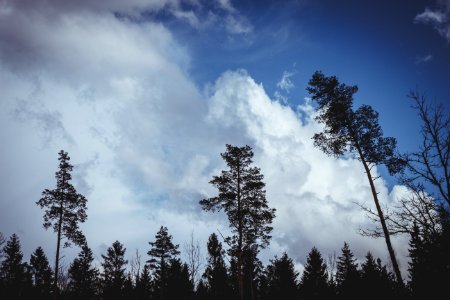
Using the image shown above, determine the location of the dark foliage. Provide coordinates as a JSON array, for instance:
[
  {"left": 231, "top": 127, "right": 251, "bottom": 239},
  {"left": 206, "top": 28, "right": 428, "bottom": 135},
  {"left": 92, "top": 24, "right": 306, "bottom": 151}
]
[
  {"left": 335, "top": 242, "right": 359, "bottom": 300},
  {"left": 299, "top": 247, "right": 329, "bottom": 300},
  {"left": 36, "top": 150, "right": 88, "bottom": 296},
  {"left": 265, "top": 253, "right": 298, "bottom": 300},
  {"left": 29, "top": 246, "right": 53, "bottom": 299},
  {"left": 68, "top": 244, "right": 99, "bottom": 300},
  {"left": 200, "top": 144, "right": 276, "bottom": 300},
  {"left": 101, "top": 241, "right": 128, "bottom": 300}
]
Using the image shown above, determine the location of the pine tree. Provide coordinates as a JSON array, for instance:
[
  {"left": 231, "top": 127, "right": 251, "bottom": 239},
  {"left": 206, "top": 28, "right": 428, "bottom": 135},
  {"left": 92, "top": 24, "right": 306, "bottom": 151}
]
[
  {"left": 68, "top": 244, "right": 99, "bottom": 300},
  {"left": 307, "top": 72, "right": 404, "bottom": 284},
  {"left": 200, "top": 144, "right": 276, "bottom": 300},
  {"left": 299, "top": 247, "right": 329, "bottom": 300},
  {"left": 36, "top": 150, "right": 88, "bottom": 298},
  {"left": 265, "top": 253, "right": 298, "bottom": 300},
  {"left": 101, "top": 241, "right": 128, "bottom": 300},
  {"left": 0, "top": 234, "right": 31, "bottom": 299},
  {"left": 203, "top": 233, "right": 230, "bottom": 300},
  {"left": 30, "top": 246, "right": 53, "bottom": 299},
  {"left": 335, "top": 242, "right": 359, "bottom": 299},
  {"left": 147, "top": 226, "right": 180, "bottom": 300},
  {"left": 195, "top": 280, "right": 208, "bottom": 300}
]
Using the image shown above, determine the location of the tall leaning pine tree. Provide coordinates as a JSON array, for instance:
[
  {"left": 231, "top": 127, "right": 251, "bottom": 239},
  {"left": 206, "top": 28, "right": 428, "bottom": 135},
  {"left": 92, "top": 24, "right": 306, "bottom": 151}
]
[
  {"left": 36, "top": 150, "right": 88, "bottom": 299},
  {"left": 200, "top": 144, "right": 276, "bottom": 300},
  {"left": 307, "top": 72, "right": 404, "bottom": 284}
]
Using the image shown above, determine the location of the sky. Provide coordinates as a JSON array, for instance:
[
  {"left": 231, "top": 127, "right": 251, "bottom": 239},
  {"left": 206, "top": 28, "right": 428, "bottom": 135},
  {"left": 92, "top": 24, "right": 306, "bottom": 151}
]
[{"left": 0, "top": 0, "right": 449, "bottom": 278}]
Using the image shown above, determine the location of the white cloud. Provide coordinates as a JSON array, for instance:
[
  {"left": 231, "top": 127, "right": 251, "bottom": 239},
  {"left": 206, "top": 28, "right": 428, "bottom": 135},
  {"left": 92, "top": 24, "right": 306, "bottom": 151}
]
[
  {"left": 415, "top": 53, "right": 433, "bottom": 64},
  {"left": 0, "top": 0, "right": 410, "bottom": 278},
  {"left": 415, "top": 1, "right": 450, "bottom": 42}
]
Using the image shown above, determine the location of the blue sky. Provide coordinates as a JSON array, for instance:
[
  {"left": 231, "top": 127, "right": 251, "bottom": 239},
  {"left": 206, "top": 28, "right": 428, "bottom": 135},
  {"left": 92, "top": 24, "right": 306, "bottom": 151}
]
[{"left": 0, "top": 0, "right": 448, "bottom": 278}]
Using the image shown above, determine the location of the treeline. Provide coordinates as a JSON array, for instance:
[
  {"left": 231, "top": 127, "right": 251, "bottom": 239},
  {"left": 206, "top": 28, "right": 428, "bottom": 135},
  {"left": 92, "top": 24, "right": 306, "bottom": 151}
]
[
  {"left": 1, "top": 72, "right": 449, "bottom": 300},
  {"left": 1, "top": 221, "right": 449, "bottom": 300}
]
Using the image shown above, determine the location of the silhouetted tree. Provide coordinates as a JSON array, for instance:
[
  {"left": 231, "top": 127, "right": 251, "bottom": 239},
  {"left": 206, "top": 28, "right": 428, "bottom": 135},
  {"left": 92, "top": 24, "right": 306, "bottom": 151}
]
[
  {"left": 200, "top": 144, "right": 276, "bottom": 300},
  {"left": 202, "top": 233, "right": 230, "bottom": 300},
  {"left": 307, "top": 72, "right": 404, "bottom": 284},
  {"left": 166, "top": 258, "right": 193, "bottom": 300},
  {"left": 101, "top": 241, "right": 128, "bottom": 300},
  {"left": 0, "top": 234, "right": 31, "bottom": 299},
  {"left": 360, "top": 252, "right": 396, "bottom": 299},
  {"left": 30, "top": 246, "right": 53, "bottom": 299},
  {"left": 135, "top": 265, "right": 152, "bottom": 300},
  {"left": 68, "top": 245, "right": 99, "bottom": 300},
  {"left": 36, "top": 150, "right": 88, "bottom": 298},
  {"left": 299, "top": 247, "right": 329, "bottom": 299},
  {"left": 195, "top": 280, "right": 208, "bottom": 300},
  {"left": 265, "top": 253, "right": 298, "bottom": 300},
  {"left": 335, "top": 242, "right": 359, "bottom": 299},
  {"left": 0, "top": 232, "right": 5, "bottom": 261},
  {"left": 148, "top": 226, "right": 180, "bottom": 300}
]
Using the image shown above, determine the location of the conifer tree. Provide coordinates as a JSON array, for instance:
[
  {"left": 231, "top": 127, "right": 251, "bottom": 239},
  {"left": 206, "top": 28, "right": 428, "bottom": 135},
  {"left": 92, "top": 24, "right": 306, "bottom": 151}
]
[
  {"left": 0, "top": 234, "right": 31, "bottom": 299},
  {"left": 195, "top": 280, "right": 208, "bottom": 300},
  {"left": 200, "top": 144, "right": 276, "bottom": 300},
  {"left": 203, "top": 233, "right": 230, "bottom": 300},
  {"left": 265, "top": 253, "right": 298, "bottom": 300},
  {"left": 68, "top": 244, "right": 99, "bottom": 300},
  {"left": 166, "top": 258, "right": 193, "bottom": 300},
  {"left": 299, "top": 247, "right": 329, "bottom": 300},
  {"left": 135, "top": 265, "right": 152, "bottom": 300},
  {"left": 335, "top": 242, "right": 359, "bottom": 299},
  {"left": 307, "top": 72, "right": 404, "bottom": 284},
  {"left": 30, "top": 246, "right": 53, "bottom": 299},
  {"left": 36, "top": 150, "right": 88, "bottom": 298},
  {"left": 360, "top": 252, "right": 396, "bottom": 298},
  {"left": 148, "top": 226, "right": 180, "bottom": 300},
  {"left": 101, "top": 241, "right": 128, "bottom": 300}
]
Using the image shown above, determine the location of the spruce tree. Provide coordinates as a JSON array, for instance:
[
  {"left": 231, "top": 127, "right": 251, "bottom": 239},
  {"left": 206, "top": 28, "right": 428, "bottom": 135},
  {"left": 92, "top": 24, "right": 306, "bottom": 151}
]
[
  {"left": 147, "top": 226, "right": 180, "bottom": 300},
  {"left": 166, "top": 259, "right": 193, "bottom": 300},
  {"left": 195, "top": 280, "right": 208, "bottom": 300},
  {"left": 200, "top": 144, "right": 276, "bottom": 300},
  {"left": 36, "top": 150, "right": 88, "bottom": 298},
  {"left": 265, "top": 253, "right": 298, "bottom": 300},
  {"left": 299, "top": 247, "right": 329, "bottom": 300},
  {"left": 203, "top": 233, "right": 230, "bottom": 300},
  {"left": 135, "top": 265, "right": 152, "bottom": 300},
  {"left": 30, "top": 246, "right": 53, "bottom": 299},
  {"left": 335, "top": 242, "right": 359, "bottom": 299},
  {"left": 307, "top": 72, "right": 404, "bottom": 284},
  {"left": 68, "top": 245, "right": 99, "bottom": 300},
  {"left": 360, "top": 252, "right": 396, "bottom": 299},
  {"left": 0, "top": 234, "right": 31, "bottom": 299},
  {"left": 101, "top": 241, "right": 128, "bottom": 300}
]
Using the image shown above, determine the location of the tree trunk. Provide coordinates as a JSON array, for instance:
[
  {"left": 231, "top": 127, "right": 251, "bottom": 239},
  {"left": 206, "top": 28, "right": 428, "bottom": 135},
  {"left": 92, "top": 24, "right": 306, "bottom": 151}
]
[
  {"left": 237, "top": 159, "right": 244, "bottom": 300},
  {"left": 54, "top": 203, "right": 63, "bottom": 300},
  {"left": 357, "top": 147, "right": 404, "bottom": 285}
]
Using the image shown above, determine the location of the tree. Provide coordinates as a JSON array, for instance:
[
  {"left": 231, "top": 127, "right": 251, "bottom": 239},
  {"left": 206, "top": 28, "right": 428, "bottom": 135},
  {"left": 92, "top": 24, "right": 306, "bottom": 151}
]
[
  {"left": 0, "top": 232, "right": 5, "bottom": 261},
  {"left": 335, "top": 242, "right": 359, "bottom": 299},
  {"left": 402, "top": 91, "right": 449, "bottom": 209},
  {"left": 166, "top": 258, "right": 193, "bottom": 300},
  {"left": 30, "top": 246, "right": 53, "bottom": 299},
  {"left": 307, "top": 71, "right": 404, "bottom": 284},
  {"left": 360, "top": 252, "right": 396, "bottom": 299},
  {"left": 200, "top": 144, "right": 276, "bottom": 300},
  {"left": 184, "top": 232, "right": 202, "bottom": 286},
  {"left": 0, "top": 234, "right": 31, "bottom": 299},
  {"left": 36, "top": 150, "right": 88, "bottom": 298},
  {"left": 299, "top": 247, "right": 329, "bottom": 300},
  {"left": 135, "top": 265, "right": 152, "bottom": 300},
  {"left": 202, "top": 233, "right": 230, "bottom": 300},
  {"left": 265, "top": 253, "right": 298, "bottom": 300},
  {"left": 101, "top": 241, "right": 128, "bottom": 300},
  {"left": 147, "top": 226, "right": 180, "bottom": 300},
  {"left": 68, "top": 245, "right": 99, "bottom": 300}
]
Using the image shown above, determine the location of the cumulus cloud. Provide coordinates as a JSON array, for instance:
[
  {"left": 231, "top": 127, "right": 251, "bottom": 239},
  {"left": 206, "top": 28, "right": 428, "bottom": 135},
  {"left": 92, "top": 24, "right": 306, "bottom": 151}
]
[
  {"left": 415, "top": 0, "right": 450, "bottom": 42},
  {"left": 0, "top": 0, "right": 409, "bottom": 276}
]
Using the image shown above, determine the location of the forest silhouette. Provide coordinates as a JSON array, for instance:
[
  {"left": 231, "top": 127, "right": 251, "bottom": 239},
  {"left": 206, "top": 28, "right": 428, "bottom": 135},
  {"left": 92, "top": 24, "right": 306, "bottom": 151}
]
[{"left": 0, "top": 72, "right": 449, "bottom": 300}]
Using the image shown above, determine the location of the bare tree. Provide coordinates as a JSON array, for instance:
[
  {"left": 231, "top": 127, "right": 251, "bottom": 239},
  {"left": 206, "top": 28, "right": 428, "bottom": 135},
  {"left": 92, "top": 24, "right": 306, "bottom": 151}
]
[
  {"left": 403, "top": 91, "right": 449, "bottom": 208},
  {"left": 130, "top": 249, "right": 143, "bottom": 284},
  {"left": 184, "top": 232, "right": 202, "bottom": 286},
  {"left": 0, "top": 232, "right": 5, "bottom": 261}
]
